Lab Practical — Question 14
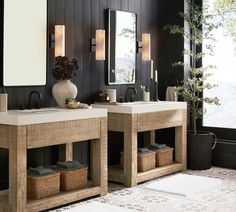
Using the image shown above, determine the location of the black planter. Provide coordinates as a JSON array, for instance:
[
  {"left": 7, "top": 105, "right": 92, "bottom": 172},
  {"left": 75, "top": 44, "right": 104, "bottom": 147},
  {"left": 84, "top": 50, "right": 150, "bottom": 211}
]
[{"left": 187, "top": 132, "right": 213, "bottom": 170}]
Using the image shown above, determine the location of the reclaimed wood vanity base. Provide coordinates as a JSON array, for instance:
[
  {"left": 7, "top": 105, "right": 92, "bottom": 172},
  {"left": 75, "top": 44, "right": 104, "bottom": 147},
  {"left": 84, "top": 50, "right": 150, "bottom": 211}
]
[
  {"left": 107, "top": 109, "right": 187, "bottom": 187},
  {"left": 0, "top": 110, "right": 107, "bottom": 212}
]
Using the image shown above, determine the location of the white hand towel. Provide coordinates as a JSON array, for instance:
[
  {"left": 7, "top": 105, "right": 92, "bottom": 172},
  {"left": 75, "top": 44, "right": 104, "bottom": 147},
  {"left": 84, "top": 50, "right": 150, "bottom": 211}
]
[{"left": 166, "top": 86, "right": 178, "bottom": 101}]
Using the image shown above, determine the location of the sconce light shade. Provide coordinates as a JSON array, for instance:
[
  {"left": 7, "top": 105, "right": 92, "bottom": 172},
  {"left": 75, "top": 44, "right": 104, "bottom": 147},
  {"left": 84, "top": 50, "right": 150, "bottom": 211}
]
[
  {"left": 95, "top": 30, "right": 105, "bottom": 60},
  {"left": 142, "top": 33, "right": 151, "bottom": 61},
  {"left": 55, "top": 25, "right": 65, "bottom": 57}
]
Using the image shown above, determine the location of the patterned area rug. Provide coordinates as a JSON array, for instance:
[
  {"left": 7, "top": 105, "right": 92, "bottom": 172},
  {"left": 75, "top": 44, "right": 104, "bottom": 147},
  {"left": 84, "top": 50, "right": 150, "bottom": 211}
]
[{"left": 50, "top": 167, "right": 236, "bottom": 212}]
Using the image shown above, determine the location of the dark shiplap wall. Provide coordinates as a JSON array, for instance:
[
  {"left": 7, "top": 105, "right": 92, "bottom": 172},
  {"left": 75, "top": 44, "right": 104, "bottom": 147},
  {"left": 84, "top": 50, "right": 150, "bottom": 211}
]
[{"left": 0, "top": 0, "right": 185, "bottom": 188}]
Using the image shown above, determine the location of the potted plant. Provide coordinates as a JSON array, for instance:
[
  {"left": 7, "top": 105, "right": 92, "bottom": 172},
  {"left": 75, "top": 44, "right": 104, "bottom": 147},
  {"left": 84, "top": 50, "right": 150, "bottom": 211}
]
[
  {"left": 52, "top": 56, "right": 79, "bottom": 107},
  {"left": 165, "top": 0, "right": 221, "bottom": 169}
]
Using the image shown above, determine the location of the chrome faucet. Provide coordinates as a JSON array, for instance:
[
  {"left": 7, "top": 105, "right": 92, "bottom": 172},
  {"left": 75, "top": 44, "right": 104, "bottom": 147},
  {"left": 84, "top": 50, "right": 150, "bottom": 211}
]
[
  {"left": 125, "top": 86, "right": 137, "bottom": 102},
  {"left": 28, "top": 90, "right": 43, "bottom": 109}
]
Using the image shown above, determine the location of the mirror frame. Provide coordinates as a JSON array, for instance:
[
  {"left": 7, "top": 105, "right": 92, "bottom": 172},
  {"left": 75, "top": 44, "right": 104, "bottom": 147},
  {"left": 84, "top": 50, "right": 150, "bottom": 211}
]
[{"left": 107, "top": 9, "right": 137, "bottom": 85}]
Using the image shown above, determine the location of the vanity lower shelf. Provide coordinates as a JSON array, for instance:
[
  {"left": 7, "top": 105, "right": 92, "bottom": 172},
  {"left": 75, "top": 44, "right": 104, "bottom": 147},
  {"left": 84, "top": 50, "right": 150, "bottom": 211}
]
[
  {"left": 108, "top": 162, "right": 184, "bottom": 184},
  {"left": 0, "top": 183, "right": 101, "bottom": 212}
]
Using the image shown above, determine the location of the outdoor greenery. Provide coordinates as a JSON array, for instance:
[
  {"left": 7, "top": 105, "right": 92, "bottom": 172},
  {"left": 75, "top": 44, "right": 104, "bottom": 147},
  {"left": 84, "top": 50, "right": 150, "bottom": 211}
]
[
  {"left": 215, "top": 0, "right": 236, "bottom": 44},
  {"left": 164, "top": 0, "right": 221, "bottom": 134}
]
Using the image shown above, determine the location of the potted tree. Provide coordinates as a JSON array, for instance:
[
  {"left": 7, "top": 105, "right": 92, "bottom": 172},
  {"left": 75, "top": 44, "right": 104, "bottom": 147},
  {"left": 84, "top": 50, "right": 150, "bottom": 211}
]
[
  {"left": 165, "top": 0, "right": 221, "bottom": 169},
  {"left": 52, "top": 56, "right": 79, "bottom": 107}
]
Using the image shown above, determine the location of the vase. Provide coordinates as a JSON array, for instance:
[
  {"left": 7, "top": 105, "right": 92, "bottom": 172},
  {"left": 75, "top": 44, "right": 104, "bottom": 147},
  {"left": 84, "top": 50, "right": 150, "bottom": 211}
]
[
  {"left": 52, "top": 80, "right": 77, "bottom": 107},
  {"left": 187, "top": 131, "right": 213, "bottom": 170}
]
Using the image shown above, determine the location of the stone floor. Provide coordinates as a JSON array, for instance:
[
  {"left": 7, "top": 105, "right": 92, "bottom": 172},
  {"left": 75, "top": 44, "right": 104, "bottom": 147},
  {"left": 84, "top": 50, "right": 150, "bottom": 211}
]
[{"left": 51, "top": 167, "right": 236, "bottom": 212}]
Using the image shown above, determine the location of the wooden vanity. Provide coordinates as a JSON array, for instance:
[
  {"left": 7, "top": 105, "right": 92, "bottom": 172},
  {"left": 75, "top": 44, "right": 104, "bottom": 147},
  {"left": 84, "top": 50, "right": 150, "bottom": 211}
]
[
  {"left": 93, "top": 101, "right": 187, "bottom": 187},
  {"left": 0, "top": 108, "right": 107, "bottom": 212}
]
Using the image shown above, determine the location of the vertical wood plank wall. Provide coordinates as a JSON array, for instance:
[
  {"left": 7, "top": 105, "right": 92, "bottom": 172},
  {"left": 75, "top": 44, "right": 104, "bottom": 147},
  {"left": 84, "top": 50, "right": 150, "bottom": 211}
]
[{"left": 0, "top": 0, "right": 184, "bottom": 188}]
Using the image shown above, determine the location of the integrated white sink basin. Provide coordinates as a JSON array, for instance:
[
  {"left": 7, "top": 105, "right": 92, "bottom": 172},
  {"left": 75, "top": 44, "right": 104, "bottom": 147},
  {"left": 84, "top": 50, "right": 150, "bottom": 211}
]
[
  {"left": 17, "top": 108, "right": 62, "bottom": 114},
  {"left": 116, "top": 101, "right": 155, "bottom": 105},
  {"left": 0, "top": 107, "right": 107, "bottom": 125},
  {"left": 92, "top": 101, "right": 187, "bottom": 114}
]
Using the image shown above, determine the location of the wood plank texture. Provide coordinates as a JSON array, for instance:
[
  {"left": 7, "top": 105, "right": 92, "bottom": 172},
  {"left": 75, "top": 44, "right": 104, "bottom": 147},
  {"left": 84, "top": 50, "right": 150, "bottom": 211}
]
[
  {"left": 137, "top": 110, "right": 183, "bottom": 132},
  {"left": 137, "top": 163, "right": 183, "bottom": 183},
  {"left": 8, "top": 126, "right": 27, "bottom": 212},
  {"left": 0, "top": 125, "right": 9, "bottom": 148},
  {"left": 26, "top": 186, "right": 101, "bottom": 212},
  {"left": 123, "top": 114, "right": 138, "bottom": 187},
  {"left": 27, "top": 119, "right": 100, "bottom": 149}
]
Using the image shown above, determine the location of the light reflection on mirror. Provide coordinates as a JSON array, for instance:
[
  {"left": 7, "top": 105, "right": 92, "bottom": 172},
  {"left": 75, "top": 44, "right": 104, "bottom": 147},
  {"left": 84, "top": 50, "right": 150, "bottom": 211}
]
[{"left": 108, "top": 9, "right": 136, "bottom": 85}]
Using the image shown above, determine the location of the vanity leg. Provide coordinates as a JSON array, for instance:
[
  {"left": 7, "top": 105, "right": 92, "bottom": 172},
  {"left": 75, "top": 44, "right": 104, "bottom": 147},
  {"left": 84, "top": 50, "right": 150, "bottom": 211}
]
[
  {"left": 9, "top": 126, "right": 27, "bottom": 212},
  {"left": 59, "top": 143, "right": 73, "bottom": 161},
  {"left": 175, "top": 109, "right": 187, "bottom": 170},
  {"left": 91, "top": 117, "right": 108, "bottom": 196},
  {"left": 144, "top": 131, "right": 156, "bottom": 146},
  {"left": 123, "top": 114, "right": 138, "bottom": 187}
]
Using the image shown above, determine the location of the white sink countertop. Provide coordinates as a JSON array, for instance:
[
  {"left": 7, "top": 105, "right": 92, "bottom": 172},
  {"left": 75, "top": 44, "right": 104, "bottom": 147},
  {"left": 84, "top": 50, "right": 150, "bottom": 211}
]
[
  {"left": 92, "top": 101, "right": 187, "bottom": 114},
  {"left": 0, "top": 107, "right": 107, "bottom": 126}
]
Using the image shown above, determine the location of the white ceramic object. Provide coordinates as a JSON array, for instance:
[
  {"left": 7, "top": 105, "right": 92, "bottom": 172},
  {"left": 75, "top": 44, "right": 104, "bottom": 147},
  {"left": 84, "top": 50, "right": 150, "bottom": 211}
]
[
  {"left": 0, "top": 107, "right": 107, "bottom": 125},
  {"left": 143, "top": 91, "right": 150, "bottom": 102},
  {"left": 106, "top": 89, "right": 116, "bottom": 102},
  {"left": 92, "top": 101, "right": 187, "bottom": 114},
  {"left": 52, "top": 80, "right": 78, "bottom": 107}
]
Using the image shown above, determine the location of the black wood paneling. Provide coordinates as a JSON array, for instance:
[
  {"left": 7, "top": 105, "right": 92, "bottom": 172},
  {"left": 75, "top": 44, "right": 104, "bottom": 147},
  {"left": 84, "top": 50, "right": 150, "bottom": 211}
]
[{"left": 0, "top": 0, "right": 185, "bottom": 186}]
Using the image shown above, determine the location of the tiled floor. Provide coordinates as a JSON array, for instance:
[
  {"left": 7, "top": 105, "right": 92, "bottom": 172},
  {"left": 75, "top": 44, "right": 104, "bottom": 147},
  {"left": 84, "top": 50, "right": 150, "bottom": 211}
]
[{"left": 51, "top": 167, "right": 236, "bottom": 212}]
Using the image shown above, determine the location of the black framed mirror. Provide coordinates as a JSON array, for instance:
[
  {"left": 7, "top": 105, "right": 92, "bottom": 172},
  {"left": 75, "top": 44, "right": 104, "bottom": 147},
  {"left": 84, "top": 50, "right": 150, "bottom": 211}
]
[{"left": 108, "top": 9, "right": 137, "bottom": 85}]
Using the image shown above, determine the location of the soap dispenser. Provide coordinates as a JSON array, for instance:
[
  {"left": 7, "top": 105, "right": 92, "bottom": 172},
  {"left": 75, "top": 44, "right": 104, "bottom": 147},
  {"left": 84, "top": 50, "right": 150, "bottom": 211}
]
[{"left": 0, "top": 87, "right": 8, "bottom": 112}]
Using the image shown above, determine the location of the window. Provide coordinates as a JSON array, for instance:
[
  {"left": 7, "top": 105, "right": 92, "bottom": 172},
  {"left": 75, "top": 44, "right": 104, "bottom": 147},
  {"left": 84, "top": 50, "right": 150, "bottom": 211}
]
[{"left": 203, "top": 0, "right": 236, "bottom": 129}]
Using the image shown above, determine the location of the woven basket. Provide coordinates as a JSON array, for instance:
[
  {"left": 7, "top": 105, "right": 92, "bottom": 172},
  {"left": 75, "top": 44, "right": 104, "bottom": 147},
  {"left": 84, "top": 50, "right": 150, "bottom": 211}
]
[
  {"left": 138, "top": 151, "right": 156, "bottom": 172},
  {"left": 27, "top": 172, "right": 60, "bottom": 200},
  {"left": 156, "top": 148, "right": 174, "bottom": 167},
  {"left": 56, "top": 166, "right": 88, "bottom": 191},
  {"left": 120, "top": 151, "right": 156, "bottom": 172}
]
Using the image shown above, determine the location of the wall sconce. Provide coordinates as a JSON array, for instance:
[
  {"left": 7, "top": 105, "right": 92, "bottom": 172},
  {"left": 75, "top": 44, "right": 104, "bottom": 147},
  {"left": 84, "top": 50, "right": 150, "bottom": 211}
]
[
  {"left": 50, "top": 25, "right": 65, "bottom": 57},
  {"left": 137, "top": 33, "right": 151, "bottom": 61},
  {"left": 142, "top": 33, "right": 151, "bottom": 61},
  {"left": 91, "top": 30, "right": 105, "bottom": 61}
]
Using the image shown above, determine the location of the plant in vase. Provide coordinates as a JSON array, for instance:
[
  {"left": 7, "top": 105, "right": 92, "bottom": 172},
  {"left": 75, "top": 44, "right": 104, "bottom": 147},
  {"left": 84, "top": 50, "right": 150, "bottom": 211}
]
[
  {"left": 52, "top": 56, "right": 79, "bottom": 107},
  {"left": 165, "top": 0, "right": 221, "bottom": 170}
]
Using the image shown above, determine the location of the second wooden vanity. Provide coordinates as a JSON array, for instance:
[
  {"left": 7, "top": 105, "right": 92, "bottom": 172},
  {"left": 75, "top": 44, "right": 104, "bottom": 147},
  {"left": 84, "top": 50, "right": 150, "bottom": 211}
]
[
  {"left": 0, "top": 108, "right": 107, "bottom": 212},
  {"left": 93, "top": 101, "right": 187, "bottom": 187}
]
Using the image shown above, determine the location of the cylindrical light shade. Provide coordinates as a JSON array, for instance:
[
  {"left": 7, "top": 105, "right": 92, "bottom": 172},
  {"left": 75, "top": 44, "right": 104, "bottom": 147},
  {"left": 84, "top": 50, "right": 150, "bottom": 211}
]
[
  {"left": 142, "top": 33, "right": 151, "bottom": 61},
  {"left": 96, "top": 30, "right": 105, "bottom": 60},
  {"left": 55, "top": 25, "right": 65, "bottom": 57}
]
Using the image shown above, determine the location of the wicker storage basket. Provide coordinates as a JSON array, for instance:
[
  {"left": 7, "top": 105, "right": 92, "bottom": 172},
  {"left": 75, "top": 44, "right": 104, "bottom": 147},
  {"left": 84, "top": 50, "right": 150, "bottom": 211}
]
[
  {"left": 138, "top": 151, "right": 156, "bottom": 172},
  {"left": 56, "top": 166, "right": 88, "bottom": 191},
  {"left": 155, "top": 148, "right": 174, "bottom": 167},
  {"left": 27, "top": 172, "right": 60, "bottom": 200},
  {"left": 120, "top": 151, "right": 156, "bottom": 172}
]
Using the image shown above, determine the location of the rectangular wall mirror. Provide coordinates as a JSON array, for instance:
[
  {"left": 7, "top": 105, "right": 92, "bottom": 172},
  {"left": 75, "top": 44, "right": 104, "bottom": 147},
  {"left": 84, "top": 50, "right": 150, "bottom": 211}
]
[
  {"left": 2, "top": 0, "right": 47, "bottom": 86},
  {"left": 108, "top": 9, "right": 137, "bottom": 85}
]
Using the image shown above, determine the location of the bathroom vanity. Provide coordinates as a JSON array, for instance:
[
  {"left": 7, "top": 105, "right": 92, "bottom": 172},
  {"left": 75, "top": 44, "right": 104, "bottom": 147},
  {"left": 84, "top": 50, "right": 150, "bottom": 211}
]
[
  {"left": 0, "top": 108, "right": 107, "bottom": 212},
  {"left": 93, "top": 101, "right": 187, "bottom": 187}
]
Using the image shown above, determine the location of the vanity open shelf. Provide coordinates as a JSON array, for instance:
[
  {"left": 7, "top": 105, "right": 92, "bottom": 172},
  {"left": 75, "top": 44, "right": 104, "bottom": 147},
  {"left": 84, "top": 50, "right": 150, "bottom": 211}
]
[
  {"left": 93, "top": 101, "right": 187, "bottom": 187},
  {"left": 109, "top": 162, "right": 184, "bottom": 184},
  {"left": 0, "top": 108, "right": 107, "bottom": 212}
]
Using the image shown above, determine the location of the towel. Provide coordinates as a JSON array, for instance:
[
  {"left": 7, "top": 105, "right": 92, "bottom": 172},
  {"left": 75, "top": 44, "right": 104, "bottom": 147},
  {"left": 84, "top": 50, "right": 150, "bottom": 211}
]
[
  {"left": 149, "top": 143, "right": 169, "bottom": 150},
  {"left": 56, "top": 161, "right": 82, "bottom": 170},
  {"left": 28, "top": 166, "right": 53, "bottom": 176},
  {"left": 166, "top": 86, "right": 178, "bottom": 101},
  {"left": 138, "top": 148, "right": 152, "bottom": 153}
]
